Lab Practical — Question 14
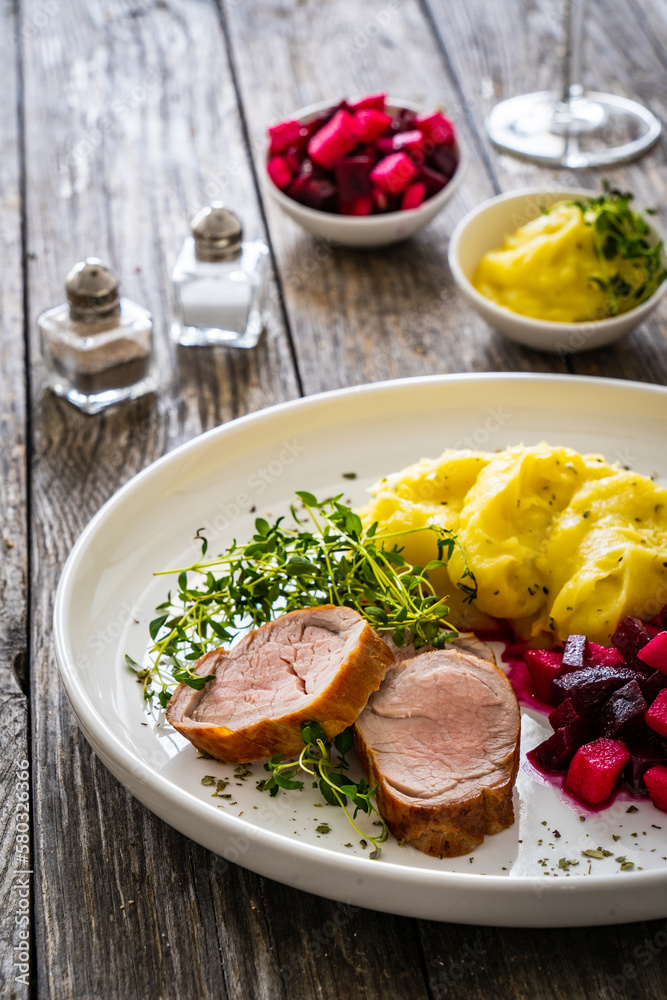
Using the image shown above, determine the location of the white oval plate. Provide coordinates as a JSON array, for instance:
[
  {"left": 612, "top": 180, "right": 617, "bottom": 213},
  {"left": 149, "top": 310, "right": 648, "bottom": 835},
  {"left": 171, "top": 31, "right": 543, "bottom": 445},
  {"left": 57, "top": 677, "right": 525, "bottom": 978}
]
[{"left": 54, "top": 373, "right": 667, "bottom": 927}]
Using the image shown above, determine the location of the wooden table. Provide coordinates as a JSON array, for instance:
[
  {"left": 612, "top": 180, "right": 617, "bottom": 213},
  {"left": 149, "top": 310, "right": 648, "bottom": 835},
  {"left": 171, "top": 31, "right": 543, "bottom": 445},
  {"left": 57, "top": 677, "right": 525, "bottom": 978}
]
[{"left": 2, "top": 0, "right": 667, "bottom": 996}]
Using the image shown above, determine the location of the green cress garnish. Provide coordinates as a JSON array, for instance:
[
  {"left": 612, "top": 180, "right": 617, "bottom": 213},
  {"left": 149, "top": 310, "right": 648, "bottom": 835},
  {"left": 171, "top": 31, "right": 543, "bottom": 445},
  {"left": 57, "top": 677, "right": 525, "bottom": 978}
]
[
  {"left": 571, "top": 184, "right": 666, "bottom": 317},
  {"left": 129, "top": 493, "right": 476, "bottom": 855},
  {"left": 132, "top": 491, "right": 476, "bottom": 709},
  {"left": 260, "top": 721, "right": 388, "bottom": 858}
]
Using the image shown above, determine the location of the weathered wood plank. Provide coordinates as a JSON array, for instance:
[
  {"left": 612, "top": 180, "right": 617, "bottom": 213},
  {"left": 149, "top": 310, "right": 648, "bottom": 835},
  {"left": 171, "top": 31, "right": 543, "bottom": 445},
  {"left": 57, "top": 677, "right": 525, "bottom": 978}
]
[
  {"left": 0, "top": 1, "right": 30, "bottom": 997},
  {"left": 21, "top": 0, "right": 301, "bottom": 997},
  {"left": 20, "top": 0, "right": 667, "bottom": 997},
  {"left": 0, "top": 696, "right": 31, "bottom": 1000},
  {"left": 423, "top": 0, "right": 667, "bottom": 383},
  {"left": 222, "top": 0, "right": 570, "bottom": 397},
  {"left": 417, "top": 920, "right": 667, "bottom": 1000},
  {"left": 0, "top": 9, "right": 27, "bottom": 703}
]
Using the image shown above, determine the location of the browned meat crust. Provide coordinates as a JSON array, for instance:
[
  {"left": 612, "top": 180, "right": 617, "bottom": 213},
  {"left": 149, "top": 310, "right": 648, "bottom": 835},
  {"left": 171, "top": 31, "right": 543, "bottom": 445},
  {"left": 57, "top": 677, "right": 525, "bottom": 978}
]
[
  {"left": 354, "top": 647, "right": 520, "bottom": 857},
  {"left": 166, "top": 605, "right": 394, "bottom": 763}
]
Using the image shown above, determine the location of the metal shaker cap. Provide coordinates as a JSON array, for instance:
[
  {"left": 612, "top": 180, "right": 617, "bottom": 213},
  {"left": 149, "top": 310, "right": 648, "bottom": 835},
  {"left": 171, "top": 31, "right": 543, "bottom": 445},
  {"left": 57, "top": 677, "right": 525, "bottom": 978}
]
[
  {"left": 191, "top": 203, "right": 243, "bottom": 262},
  {"left": 65, "top": 259, "right": 121, "bottom": 321}
]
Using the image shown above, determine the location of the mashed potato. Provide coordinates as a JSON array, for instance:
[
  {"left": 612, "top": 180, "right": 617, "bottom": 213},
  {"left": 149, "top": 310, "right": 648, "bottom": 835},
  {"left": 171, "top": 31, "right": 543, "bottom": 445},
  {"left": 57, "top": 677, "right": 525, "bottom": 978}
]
[
  {"left": 361, "top": 443, "right": 667, "bottom": 645},
  {"left": 472, "top": 202, "right": 654, "bottom": 323}
]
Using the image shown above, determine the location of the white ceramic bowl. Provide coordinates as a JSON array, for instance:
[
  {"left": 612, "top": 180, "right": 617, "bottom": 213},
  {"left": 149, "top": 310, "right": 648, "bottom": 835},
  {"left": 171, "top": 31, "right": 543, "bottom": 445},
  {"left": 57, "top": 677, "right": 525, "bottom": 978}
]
[
  {"left": 265, "top": 98, "right": 465, "bottom": 248},
  {"left": 448, "top": 187, "right": 667, "bottom": 353}
]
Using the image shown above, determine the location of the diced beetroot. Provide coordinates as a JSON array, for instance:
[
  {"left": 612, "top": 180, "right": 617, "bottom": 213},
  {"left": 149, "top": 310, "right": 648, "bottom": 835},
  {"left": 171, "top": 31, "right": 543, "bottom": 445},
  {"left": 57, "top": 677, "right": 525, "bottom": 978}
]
[
  {"left": 268, "top": 119, "right": 303, "bottom": 156},
  {"left": 627, "top": 655, "right": 659, "bottom": 678},
  {"left": 284, "top": 127, "right": 311, "bottom": 156},
  {"left": 308, "top": 109, "right": 359, "bottom": 170},
  {"left": 291, "top": 176, "right": 337, "bottom": 212},
  {"left": 644, "top": 764, "right": 667, "bottom": 811},
  {"left": 646, "top": 689, "right": 667, "bottom": 737},
  {"left": 586, "top": 642, "right": 625, "bottom": 668},
  {"left": 293, "top": 157, "right": 314, "bottom": 179},
  {"left": 401, "top": 181, "right": 427, "bottom": 211},
  {"left": 415, "top": 111, "right": 455, "bottom": 146},
  {"left": 271, "top": 100, "right": 457, "bottom": 217},
  {"left": 565, "top": 738, "right": 630, "bottom": 807},
  {"left": 549, "top": 697, "right": 584, "bottom": 731},
  {"left": 551, "top": 665, "right": 638, "bottom": 716},
  {"left": 562, "top": 634, "right": 587, "bottom": 672},
  {"left": 598, "top": 680, "right": 647, "bottom": 738},
  {"left": 525, "top": 648, "right": 563, "bottom": 703},
  {"left": 302, "top": 111, "right": 335, "bottom": 138},
  {"left": 661, "top": 605, "right": 667, "bottom": 630},
  {"left": 416, "top": 163, "right": 448, "bottom": 196},
  {"left": 287, "top": 172, "right": 310, "bottom": 202},
  {"left": 528, "top": 720, "right": 591, "bottom": 773},
  {"left": 611, "top": 615, "right": 652, "bottom": 660},
  {"left": 640, "top": 724, "right": 667, "bottom": 753},
  {"left": 637, "top": 631, "right": 667, "bottom": 673},
  {"left": 340, "top": 196, "right": 373, "bottom": 217},
  {"left": 309, "top": 159, "right": 335, "bottom": 180},
  {"left": 641, "top": 669, "right": 667, "bottom": 706},
  {"left": 348, "top": 93, "right": 386, "bottom": 112},
  {"left": 370, "top": 153, "right": 418, "bottom": 194},
  {"left": 335, "top": 155, "right": 373, "bottom": 205},
  {"left": 506, "top": 638, "right": 532, "bottom": 658},
  {"left": 266, "top": 155, "right": 293, "bottom": 191},
  {"left": 371, "top": 186, "right": 388, "bottom": 212},
  {"left": 392, "top": 130, "right": 425, "bottom": 157},
  {"left": 354, "top": 109, "right": 393, "bottom": 143},
  {"left": 623, "top": 744, "right": 667, "bottom": 796},
  {"left": 429, "top": 143, "right": 458, "bottom": 178},
  {"left": 284, "top": 146, "right": 308, "bottom": 174},
  {"left": 371, "top": 187, "right": 400, "bottom": 213},
  {"left": 391, "top": 108, "right": 418, "bottom": 132},
  {"left": 375, "top": 137, "right": 395, "bottom": 157},
  {"left": 356, "top": 143, "right": 379, "bottom": 165}
]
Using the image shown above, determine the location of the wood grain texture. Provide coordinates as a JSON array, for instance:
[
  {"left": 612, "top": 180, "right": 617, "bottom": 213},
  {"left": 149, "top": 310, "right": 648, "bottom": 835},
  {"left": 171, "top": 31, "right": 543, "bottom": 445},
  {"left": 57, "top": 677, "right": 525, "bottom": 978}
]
[
  {"left": 10, "top": 0, "right": 667, "bottom": 997},
  {"left": 0, "top": 695, "right": 31, "bottom": 1000},
  {"left": 20, "top": 0, "right": 299, "bottom": 997},
  {"left": 0, "top": 2, "right": 27, "bottom": 703},
  {"left": 0, "top": 2, "right": 30, "bottom": 998}
]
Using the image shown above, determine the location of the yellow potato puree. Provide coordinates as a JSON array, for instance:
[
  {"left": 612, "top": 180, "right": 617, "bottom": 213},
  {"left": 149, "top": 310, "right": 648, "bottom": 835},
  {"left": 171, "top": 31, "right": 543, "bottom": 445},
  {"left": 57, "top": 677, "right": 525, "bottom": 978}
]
[
  {"left": 472, "top": 202, "right": 644, "bottom": 323},
  {"left": 361, "top": 443, "right": 667, "bottom": 646}
]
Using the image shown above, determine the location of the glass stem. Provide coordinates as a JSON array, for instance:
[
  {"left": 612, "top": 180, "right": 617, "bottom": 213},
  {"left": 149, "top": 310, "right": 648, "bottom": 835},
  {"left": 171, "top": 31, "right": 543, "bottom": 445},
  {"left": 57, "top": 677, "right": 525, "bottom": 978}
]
[{"left": 561, "top": 0, "right": 587, "bottom": 104}]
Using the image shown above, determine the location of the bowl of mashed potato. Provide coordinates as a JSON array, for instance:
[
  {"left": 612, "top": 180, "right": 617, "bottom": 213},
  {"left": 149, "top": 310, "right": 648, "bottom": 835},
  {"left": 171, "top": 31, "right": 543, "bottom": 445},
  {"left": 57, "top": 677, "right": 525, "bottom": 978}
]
[{"left": 448, "top": 188, "right": 667, "bottom": 353}]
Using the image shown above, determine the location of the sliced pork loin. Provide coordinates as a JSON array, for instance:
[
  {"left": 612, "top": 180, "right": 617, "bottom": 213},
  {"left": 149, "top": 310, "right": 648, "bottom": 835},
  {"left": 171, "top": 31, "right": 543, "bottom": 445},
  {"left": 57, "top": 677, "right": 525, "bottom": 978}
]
[
  {"left": 166, "top": 605, "right": 394, "bottom": 763},
  {"left": 354, "top": 647, "right": 520, "bottom": 857},
  {"left": 383, "top": 631, "right": 496, "bottom": 666}
]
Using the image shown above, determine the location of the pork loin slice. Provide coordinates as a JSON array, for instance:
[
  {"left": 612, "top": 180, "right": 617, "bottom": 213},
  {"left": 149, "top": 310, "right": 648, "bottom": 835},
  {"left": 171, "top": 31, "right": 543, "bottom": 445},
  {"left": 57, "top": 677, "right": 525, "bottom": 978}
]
[
  {"left": 166, "top": 605, "right": 394, "bottom": 763},
  {"left": 383, "top": 631, "right": 496, "bottom": 666},
  {"left": 354, "top": 647, "right": 520, "bottom": 857}
]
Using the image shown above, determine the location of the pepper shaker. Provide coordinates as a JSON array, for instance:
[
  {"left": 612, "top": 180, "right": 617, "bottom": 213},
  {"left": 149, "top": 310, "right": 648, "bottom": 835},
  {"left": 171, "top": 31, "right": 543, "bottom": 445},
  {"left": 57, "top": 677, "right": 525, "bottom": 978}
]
[
  {"left": 170, "top": 203, "right": 269, "bottom": 348},
  {"left": 38, "top": 259, "right": 157, "bottom": 414}
]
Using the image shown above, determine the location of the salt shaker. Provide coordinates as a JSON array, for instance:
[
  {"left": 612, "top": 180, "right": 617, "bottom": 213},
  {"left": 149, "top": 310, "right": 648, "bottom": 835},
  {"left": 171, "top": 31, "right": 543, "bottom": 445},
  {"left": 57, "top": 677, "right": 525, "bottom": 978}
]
[
  {"left": 38, "top": 259, "right": 156, "bottom": 415},
  {"left": 170, "top": 204, "right": 269, "bottom": 347}
]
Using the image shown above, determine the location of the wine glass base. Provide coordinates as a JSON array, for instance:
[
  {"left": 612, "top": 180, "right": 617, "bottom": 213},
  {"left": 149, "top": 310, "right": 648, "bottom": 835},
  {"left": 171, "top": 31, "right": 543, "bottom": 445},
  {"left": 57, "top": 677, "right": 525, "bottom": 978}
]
[{"left": 485, "top": 90, "right": 661, "bottom": 168}]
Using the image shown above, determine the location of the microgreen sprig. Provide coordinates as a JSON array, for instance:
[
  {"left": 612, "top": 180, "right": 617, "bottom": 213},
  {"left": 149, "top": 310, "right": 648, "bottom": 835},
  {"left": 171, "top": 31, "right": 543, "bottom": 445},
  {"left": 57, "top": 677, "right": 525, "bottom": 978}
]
[
  {"left": 260, "top": 722, "right": 388, "bottom": 858},
  {"left": 570, "top": 184, "right": 666, "bottom": 316},
  {"left": 135, "top": 492, "right": 476, "bottom": 708}
]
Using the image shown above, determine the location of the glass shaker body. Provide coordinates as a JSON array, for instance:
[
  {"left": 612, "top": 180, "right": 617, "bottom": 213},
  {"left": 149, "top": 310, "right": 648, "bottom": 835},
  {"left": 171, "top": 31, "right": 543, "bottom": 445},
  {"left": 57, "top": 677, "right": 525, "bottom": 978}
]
[
  {"left": 171, "top": 237, "right": 269, "bottom": 348},
  {"left": 38, "top": 298, "right": 157, "bottom": 415}
]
